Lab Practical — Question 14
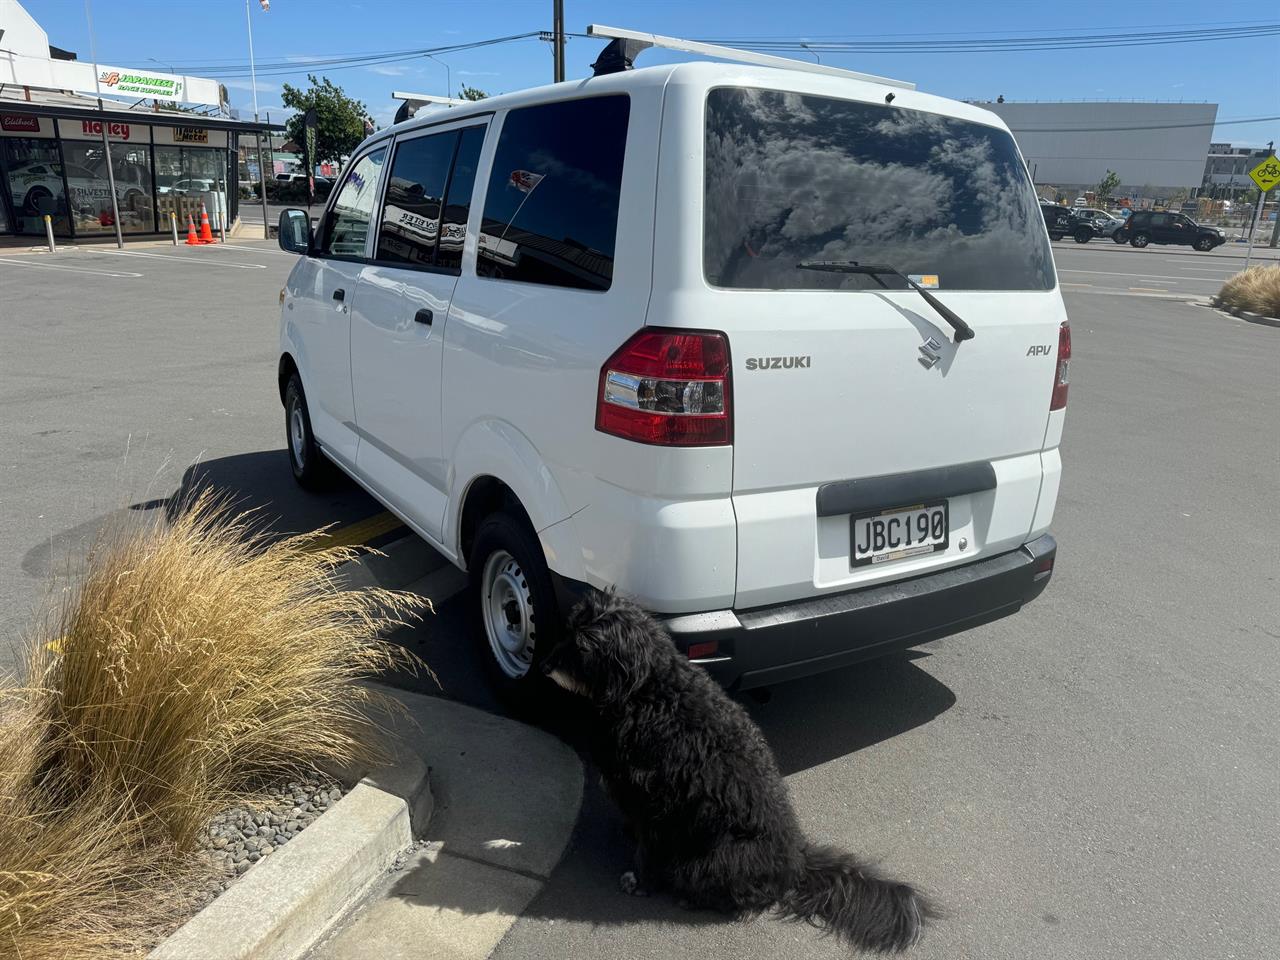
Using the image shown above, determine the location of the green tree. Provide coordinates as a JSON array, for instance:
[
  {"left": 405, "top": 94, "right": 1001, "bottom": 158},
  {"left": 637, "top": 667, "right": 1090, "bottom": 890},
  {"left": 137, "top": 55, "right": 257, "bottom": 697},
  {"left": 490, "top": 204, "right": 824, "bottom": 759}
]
[
  {"left": 1095, "top": 169, "right": 1121, "bottom": 205},
  {"left": 280, "top": 75, "right": 371, "bottom": 166},
  {"left": 459, "top": 85, "right": 488, "bottom": 101}
]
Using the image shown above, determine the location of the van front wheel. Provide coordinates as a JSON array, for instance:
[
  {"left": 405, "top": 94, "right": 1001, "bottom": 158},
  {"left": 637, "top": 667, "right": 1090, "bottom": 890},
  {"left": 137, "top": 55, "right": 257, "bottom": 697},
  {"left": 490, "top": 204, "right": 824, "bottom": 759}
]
[{"left": 468, "top": 510, "right": 561, "bottom": 702}]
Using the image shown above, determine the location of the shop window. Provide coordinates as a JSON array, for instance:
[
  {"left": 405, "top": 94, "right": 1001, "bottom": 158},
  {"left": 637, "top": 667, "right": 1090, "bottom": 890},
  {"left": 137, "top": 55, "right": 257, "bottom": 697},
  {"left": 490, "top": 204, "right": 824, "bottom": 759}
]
[
  {"left": 2, "top": 138, "right": 70, "bottom": 236},
  {"left": 155, "top": 145, "right": 229, "bottom": 233},
  {"left": 60, "top": 142, "right": 155, "bottom": 234}
]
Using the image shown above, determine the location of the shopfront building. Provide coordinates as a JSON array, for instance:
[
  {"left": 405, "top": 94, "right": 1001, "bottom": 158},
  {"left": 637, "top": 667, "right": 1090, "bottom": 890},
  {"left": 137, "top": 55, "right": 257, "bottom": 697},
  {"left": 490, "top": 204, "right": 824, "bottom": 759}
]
[{"left": 0, "top": 105, "right": 279, "bottom": 239}]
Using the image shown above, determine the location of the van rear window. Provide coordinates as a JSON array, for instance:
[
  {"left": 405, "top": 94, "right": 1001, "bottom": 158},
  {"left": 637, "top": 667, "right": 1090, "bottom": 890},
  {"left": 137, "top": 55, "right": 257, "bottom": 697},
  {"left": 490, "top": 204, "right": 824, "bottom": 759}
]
[{"left": 704, "top": 88, "right": 1055, "bottom": 291}]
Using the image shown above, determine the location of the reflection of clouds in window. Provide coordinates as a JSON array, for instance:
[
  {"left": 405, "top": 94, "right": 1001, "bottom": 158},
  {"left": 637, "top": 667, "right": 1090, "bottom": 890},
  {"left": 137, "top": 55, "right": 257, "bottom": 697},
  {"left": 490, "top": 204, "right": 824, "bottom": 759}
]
[
  {"left": 524, "top": 150, "right": 615, "bottom": 199},
  {"left": 704, "top": 89, "right": 1053, "bottom": 292}
]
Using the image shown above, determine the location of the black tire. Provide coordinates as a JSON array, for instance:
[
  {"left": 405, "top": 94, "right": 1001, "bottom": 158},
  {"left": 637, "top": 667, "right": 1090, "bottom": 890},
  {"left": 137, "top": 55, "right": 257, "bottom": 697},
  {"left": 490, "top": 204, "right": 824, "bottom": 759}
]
[
  {"left": 1193, "top": 237, "right": 1214, "bottom": 252},
  {"left": 1049, "top": 232, "right": 1064, "bottom": 242},
  {"left": 1112, "top": 232, "right": 1128, "bottom": 244},
  {"left": 1130, "top": 233, "right": 1150, "bottom": 248},
  {"left": 22, "top": 186, "right": 51, "bottom": 216},
  {"left": 468, "top": 509, "right": 562, "bottom": 705},
  {"left": 1073, "top": 229, "right": 1092, "bottom": 243},
  {"left": 283, "top": 373, "right": 331, "bottom": 489}
]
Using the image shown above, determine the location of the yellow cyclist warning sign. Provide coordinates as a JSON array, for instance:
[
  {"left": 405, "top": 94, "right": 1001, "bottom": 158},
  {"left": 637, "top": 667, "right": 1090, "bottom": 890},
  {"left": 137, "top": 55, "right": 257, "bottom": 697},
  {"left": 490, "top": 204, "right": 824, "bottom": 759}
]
[{"left": 1248, "top": 155, "right": 1280, "bottom": 193}]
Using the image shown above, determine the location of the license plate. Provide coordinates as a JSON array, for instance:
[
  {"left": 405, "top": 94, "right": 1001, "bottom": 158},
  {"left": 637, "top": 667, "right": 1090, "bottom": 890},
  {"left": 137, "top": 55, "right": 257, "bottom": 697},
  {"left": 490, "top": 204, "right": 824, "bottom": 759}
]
[{"left": 851, "top": 502, "right": 948, "bottom": 567}]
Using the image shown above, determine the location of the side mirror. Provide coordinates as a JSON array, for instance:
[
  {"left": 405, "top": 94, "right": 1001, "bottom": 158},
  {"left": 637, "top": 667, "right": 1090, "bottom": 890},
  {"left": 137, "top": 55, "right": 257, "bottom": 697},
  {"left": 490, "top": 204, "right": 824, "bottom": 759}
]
[{"left": 278, "top": 208, "right": 311, "bottom": 254}]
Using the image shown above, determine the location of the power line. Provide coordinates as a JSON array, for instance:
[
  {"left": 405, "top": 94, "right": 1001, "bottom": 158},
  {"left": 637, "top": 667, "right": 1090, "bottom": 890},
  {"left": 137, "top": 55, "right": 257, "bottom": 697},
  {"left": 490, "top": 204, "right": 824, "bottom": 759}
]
[
  {"left": 697, "top": 23, "right": 1280, "bottom": 53},
  {"left": 996, "top": 116, "right": 1280, "bottom": 132}
]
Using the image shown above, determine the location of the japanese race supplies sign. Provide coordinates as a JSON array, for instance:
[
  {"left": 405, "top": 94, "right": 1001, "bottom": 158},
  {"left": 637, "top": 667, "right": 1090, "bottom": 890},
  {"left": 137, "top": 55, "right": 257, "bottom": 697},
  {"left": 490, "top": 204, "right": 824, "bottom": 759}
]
[
  {"left": 1249, "top": 155, "right": 1280, "bottom": 193},
  {"left": 97, "top": 68, "right": 185, "bottom": 101}
]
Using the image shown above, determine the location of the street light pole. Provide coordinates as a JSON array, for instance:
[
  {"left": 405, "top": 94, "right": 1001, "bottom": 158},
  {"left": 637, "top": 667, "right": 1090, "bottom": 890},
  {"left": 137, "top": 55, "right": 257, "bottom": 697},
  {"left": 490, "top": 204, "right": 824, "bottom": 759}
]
[
  {"left": 425, "top": 54, "right": 451, "bottom": 98},
  {"left": 245, "top": 0, "right": 270, "bottom": 238},
  {"left": 84, "top": 0, "right": 123, "bottom": 248}
]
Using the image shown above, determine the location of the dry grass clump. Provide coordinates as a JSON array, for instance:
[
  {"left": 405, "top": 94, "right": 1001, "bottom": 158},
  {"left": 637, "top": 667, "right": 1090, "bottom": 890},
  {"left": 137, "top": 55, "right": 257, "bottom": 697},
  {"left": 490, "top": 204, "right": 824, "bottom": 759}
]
[
  {"left": 0, "top": 492, "right": 424, "bottom": 959},
  {"left": 1215, "top": 264, "right": 1280, "bottom": 318}
]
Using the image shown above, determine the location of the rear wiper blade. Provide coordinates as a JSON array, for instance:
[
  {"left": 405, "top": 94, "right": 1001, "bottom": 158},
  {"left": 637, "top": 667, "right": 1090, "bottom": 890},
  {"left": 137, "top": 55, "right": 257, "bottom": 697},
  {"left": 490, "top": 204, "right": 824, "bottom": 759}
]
[{"left": 796, "top": 260, "right": 976, "bottom": 343}]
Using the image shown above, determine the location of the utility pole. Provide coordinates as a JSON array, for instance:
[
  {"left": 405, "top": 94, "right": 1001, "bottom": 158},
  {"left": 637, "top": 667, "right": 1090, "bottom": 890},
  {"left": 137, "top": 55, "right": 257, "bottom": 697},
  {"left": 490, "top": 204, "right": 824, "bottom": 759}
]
[
  {"left": 553, "top": 0, "right": 565, "bottom": 83},
  {"left": 1266, "top": 139, "right": 1279, "bottom": 248},
  {"left": 247, "top": 0, "right": 270, "bottom": 239}
]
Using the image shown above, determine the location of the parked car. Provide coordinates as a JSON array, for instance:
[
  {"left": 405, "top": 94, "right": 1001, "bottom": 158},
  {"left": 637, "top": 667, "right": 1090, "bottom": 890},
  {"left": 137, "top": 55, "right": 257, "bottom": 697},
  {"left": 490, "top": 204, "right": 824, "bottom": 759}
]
[
  {"left": 1072, "top": 207, "right": 1126, "bottom": 241},
  {"left": 1115, "top": 211, "right": 1226, "bottom": 251},
  {"left": 1039, "top": 201, "right": 1076, "bottom": 240},
  {"left": 275, "top": 57, "right": 1065, "bottom": 697}
]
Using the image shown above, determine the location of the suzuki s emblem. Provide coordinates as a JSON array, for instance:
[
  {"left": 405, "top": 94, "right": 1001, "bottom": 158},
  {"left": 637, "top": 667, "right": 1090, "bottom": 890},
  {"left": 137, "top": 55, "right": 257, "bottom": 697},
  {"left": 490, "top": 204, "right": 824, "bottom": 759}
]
[{"left": 918, "top": 337, "right": 942, "bottom": 369}]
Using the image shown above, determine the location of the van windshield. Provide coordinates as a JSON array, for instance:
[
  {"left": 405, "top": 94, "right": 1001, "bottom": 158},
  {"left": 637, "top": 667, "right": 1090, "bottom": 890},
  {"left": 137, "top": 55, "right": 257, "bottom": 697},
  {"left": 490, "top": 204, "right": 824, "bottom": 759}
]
[{"left": 704, "top": 87, "right": 1055, "bottom": 292}]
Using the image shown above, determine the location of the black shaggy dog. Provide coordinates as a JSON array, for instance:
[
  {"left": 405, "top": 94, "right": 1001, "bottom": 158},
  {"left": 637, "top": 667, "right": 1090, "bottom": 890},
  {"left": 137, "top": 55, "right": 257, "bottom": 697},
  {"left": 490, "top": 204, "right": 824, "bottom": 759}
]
[{"left": 541, "top": 589, "right": 934, "bottom": 954}]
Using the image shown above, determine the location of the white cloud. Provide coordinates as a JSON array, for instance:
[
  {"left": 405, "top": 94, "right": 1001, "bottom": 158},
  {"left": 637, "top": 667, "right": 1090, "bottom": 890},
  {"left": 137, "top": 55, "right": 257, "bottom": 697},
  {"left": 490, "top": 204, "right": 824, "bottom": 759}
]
[
  {"left": 457, "top": 70, "right": 500, "bottom": 77},
  {"left": 223, "top": 79, "right": 278, "bottom": 93},
  {"left": 367, "top": 64, "right": 411, "bottom": 76}
]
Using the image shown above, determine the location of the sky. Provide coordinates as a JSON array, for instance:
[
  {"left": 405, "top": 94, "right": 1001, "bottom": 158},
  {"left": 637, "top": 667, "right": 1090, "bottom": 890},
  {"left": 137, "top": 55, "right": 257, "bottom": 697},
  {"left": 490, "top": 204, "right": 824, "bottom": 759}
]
[{"left": 19, "top": 0, "right": 1280, "bottom": 147}]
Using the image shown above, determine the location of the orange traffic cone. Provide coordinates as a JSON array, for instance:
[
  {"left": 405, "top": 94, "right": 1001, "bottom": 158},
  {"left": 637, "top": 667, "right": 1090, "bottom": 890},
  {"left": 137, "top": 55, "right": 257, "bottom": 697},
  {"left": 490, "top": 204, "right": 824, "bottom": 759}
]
[
  {"left": 185, "top": 214, "right": 200, "bottom": 245},
  {"left": 198, "top": 203, "right": 215, "bottom": 243}
]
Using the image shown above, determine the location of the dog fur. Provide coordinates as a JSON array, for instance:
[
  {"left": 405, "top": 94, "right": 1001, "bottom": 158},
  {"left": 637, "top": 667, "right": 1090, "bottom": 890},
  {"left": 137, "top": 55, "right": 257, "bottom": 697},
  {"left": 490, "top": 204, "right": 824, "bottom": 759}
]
[{"left": 541, "top": 589, "right": 934, "bottom": 954}]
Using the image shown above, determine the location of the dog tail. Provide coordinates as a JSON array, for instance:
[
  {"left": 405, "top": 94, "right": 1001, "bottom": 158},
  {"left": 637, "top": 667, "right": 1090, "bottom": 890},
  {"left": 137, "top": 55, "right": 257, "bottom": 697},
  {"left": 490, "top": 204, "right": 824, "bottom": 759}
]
[{"left": 780, "top": 842, "right": 933, "bottom": 953}]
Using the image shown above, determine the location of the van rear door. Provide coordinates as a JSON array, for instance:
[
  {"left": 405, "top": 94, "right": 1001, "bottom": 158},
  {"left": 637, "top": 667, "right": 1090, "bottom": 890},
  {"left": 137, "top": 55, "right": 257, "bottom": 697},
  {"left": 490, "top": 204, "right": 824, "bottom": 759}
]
[{"left": 698, "top": 87, "right": 1067, "bottom": 607}]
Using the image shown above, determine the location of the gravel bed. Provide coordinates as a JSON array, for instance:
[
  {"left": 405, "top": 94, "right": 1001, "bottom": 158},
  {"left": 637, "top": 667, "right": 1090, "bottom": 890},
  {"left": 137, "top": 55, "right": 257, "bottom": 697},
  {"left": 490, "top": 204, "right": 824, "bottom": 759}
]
[{"left": 197, "top": 774, "right": 345, "bottom": 898}]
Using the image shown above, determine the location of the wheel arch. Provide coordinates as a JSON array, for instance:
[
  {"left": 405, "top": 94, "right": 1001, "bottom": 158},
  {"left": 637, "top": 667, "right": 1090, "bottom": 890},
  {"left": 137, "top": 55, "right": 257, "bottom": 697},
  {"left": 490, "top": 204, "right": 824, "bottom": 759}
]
[
  {"left": 447, "top": 420, "right": 585, "bottom": 581},
  {"left": 278, "top": 352, "right": 300, "bottom": 405}
]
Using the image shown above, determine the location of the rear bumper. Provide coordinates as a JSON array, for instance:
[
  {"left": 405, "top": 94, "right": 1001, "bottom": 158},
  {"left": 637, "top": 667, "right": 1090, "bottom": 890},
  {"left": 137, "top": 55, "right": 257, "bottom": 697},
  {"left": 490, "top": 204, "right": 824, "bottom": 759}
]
[{"left": 660, "top": 534, "right": 1057, "bottom": 691}]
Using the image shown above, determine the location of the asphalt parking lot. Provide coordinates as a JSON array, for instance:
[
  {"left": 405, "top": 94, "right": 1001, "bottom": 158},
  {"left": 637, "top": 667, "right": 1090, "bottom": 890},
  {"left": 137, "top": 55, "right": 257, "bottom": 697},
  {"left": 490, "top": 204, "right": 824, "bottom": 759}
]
[{"left": 1, "top": 237, "right": 1277, "bottom": 959}]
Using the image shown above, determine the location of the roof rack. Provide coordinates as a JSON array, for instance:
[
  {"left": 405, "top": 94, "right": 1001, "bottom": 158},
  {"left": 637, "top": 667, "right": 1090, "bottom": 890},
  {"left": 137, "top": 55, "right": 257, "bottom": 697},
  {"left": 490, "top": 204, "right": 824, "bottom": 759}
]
[
  {"left": 585, "top": 24, "right": 915, "bottom": 91},
  {"left": 392, "top": 90, "right": 469, "bottom": 124}
]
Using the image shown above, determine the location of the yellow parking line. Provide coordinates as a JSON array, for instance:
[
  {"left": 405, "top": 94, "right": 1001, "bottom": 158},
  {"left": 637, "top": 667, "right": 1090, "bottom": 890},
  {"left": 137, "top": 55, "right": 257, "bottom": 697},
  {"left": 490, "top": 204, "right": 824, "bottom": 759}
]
[
  {"left": 303, "top": 511, "right": 406, "bottom": 551},
  {"left": 1129, "top": 287, "right": 1169, "bottom": 293}
]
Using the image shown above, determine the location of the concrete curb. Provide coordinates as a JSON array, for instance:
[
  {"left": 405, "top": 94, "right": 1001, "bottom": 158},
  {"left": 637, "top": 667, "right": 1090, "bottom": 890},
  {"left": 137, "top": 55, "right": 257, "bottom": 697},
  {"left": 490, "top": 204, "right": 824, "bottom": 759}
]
[
  {"left": 150, "top": 744, "right": 432, "bottom": 960},
  {"left": 150, "top": 536, "right": 440, "bottom": 960},
  {"left": 309, "top": 691, "right": 586, "bottom": 960},
  {"left": 1207, "top": 300, "right": 1280, "bottom": 328}
]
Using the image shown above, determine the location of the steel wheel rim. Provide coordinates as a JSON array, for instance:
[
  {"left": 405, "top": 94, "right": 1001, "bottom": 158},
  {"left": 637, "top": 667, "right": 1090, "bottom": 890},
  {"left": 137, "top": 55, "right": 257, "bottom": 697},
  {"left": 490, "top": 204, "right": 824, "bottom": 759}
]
[
  {"left": 481, "top": 549, "right": 536, "bottom": 679},
  {"left": 289, "top": 401, "right": 306, "bottom": 470}
]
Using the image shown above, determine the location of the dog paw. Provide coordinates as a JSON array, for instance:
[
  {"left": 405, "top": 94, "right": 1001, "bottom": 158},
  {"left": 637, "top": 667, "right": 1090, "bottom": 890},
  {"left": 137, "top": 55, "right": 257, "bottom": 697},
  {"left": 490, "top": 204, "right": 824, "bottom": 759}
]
[{"left": 619, "top": 870, "right": 649, "bottom": 897}]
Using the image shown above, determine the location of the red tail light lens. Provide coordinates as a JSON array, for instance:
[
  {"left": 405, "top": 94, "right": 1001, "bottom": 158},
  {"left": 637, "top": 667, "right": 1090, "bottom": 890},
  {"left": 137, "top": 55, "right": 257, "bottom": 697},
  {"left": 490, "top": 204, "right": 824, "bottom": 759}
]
[
  {"left": 1050, "top": 321, "right": 1071, "bottom": 411},
  {"left": 596, "top": 329, "right": 732, "bottom": 446}
]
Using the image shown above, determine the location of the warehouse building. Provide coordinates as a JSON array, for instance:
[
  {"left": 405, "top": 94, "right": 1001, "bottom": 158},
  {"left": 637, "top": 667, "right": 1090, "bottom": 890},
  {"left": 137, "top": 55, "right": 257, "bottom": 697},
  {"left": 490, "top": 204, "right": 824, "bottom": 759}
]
[{"left": 976, "top": 100, "right": 1218, "bottom": 196}]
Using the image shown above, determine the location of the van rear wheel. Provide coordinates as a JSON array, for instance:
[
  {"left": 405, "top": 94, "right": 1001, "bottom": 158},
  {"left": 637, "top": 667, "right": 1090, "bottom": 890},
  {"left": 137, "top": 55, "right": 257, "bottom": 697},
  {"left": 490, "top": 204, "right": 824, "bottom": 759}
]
[{"left": 468, "top": 510, "right": 561, "bottom": 703}]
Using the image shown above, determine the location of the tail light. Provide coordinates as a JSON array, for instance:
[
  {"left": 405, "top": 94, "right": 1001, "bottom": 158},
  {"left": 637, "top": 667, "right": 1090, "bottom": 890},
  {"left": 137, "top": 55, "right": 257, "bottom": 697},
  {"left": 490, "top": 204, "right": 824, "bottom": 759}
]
[
  {"left": 596, "top": 329, "right": 732, "bottom": 446},
  {"left": 1050, "top": 320, "right": 1071, "bottom": 411}
]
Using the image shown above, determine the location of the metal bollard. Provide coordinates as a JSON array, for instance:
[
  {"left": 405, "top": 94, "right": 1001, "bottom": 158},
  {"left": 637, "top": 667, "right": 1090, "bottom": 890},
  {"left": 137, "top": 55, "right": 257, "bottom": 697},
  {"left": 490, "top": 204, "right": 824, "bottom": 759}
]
[
  {"left": 171, "top": 211, "right": 179, "bottom": 246},
  {"left": 218, "top": 211, "right": 226, "bottom": 243},
  {"left": 43, "top": 214, "right": 56, "bottom": 253}
]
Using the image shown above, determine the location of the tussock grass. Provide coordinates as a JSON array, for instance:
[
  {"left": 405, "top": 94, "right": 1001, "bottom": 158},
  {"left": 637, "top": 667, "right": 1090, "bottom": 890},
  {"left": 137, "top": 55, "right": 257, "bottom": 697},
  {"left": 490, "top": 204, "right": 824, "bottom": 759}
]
[
  {"left": 0, "top": 492, "right": 424, "bottom": 958},
  {"left": 1215, "top": 264, "right": 1280, "bottom": 318}
]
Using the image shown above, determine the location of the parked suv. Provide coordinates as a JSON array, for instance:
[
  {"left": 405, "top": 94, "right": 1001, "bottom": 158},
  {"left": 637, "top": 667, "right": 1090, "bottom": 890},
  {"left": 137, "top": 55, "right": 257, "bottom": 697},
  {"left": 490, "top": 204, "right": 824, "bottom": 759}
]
[
  {"left": 1117, "top": 211, "right": 1225, "bottom": 251},
  {"left": 1039, "top": 201, "right": 1076, "bottom": 241},
  {"left": 276, "top": 60, "right": 1065, "bottom": 695}
]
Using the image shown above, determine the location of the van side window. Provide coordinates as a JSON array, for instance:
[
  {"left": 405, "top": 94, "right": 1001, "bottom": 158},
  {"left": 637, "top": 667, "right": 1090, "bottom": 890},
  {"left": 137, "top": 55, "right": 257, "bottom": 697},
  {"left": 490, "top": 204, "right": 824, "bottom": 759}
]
[
  {"left": 376, "top": 132, "right": 456, "bottom": 268},
  {"left": 320, "top": 147, "right": 386, "bottom": 258},
  {"left": 477, "top": 96, "right": 629, "bottom": 291},
  {"left": 437, "top": 126, "right": 485, "bottom": 272}
]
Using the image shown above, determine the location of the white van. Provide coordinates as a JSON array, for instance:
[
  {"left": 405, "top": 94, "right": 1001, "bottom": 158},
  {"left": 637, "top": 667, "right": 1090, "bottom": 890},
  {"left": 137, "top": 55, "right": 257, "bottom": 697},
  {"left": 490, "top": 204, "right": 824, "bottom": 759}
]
[{"left": 276, "top": 45, "right": 1067, "bottom": 695}]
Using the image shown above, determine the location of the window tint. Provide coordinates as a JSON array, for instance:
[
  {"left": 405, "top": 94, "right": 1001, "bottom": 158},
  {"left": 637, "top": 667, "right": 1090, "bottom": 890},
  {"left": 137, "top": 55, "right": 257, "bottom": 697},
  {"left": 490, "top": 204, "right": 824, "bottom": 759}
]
[
  {"left": 704, "top": 88, "right": 1054, "bottom": 291},
  {"left": 437, "top": 125, "right": 485, "bottom": 272},
  {"left": 1150, "top": 214, "right": 1169, "bottom": 226},
  {"left": 377, "top": 133, "right": 455, "bottom": 267},
  {"left": 478, "top": 96, "right": 629, "bottom": 291},
  {"left": 321, "top": 147, "right": 386, "bottom": 258}
]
